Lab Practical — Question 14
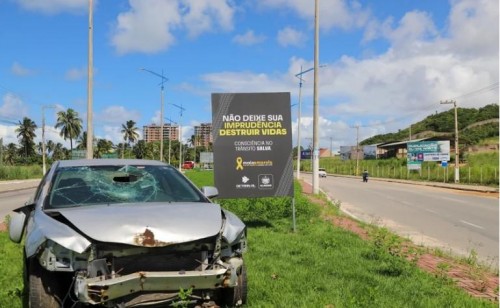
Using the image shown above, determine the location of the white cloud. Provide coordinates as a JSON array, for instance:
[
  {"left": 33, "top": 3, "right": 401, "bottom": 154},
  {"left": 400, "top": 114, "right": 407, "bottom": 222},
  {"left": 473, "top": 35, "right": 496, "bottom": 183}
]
[
  {"left": 0, "top": 93, "right": 28, "bottom": 120},
  {"left": 95, "top": 106, "right": 141, "bottom": 126},
  {"left": 0, "top": 125, "right": 19, "bottom": 145},
  {"left": 65, "top": 67, "right": 87, "bottom": 81},
  {"left": 233, "top": 30, "right": 266, "bottom": 46},
  {"left": 277, "top": 27, "right": 305, "bottom": 47},
  {"left": 11, "top": 62, "right": 35, "bottom": 76},
  {"left": 200, "top": 0, "right": 498, "bottom": 148},
  {"left": 256, "top": 0, "right": 371, "bottom": 30},
  {"left": 446, "top": 0, "right": 499, "bottom": 58},
  {"left": 14, "top": 0, "right": 91, "bottom": 14},
  {"left": 182, "top": 0, "right": 235, "bottom": 37},
  {"left": 111, "top": 0, "right": 236, "bottom": 54},
  {"left": 202, "top": 71, "right": 290, "bottom": 93},
  {"left": 111, "top": 0, "right": 181, "bottom": 54}
]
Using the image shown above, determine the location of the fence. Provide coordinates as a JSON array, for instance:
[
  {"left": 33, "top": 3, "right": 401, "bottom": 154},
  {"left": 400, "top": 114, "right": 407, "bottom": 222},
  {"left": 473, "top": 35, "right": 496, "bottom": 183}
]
[{"left": 299, "top": 160, "right": 499, "bottom": 186}]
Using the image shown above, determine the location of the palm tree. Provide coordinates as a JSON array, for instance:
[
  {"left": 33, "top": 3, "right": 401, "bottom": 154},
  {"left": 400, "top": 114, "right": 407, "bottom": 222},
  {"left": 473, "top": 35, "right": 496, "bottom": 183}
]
[
  {"left": 133, "top": 140, "right": 147, "bottom": 159},
  {"left": 52, "top": 143, "right": 65, "bottom": 161},
  {"left": 121, "top": 120, "right": 139, "bottom": 159},
  {"left": 76, "top": 131, "right": 87, "bottom": 150},
  {"left": 96, "top": 139, "right": 113, "bottom": 158},
  {"left": 15, "top": 117, "right": 37, "bottom": 159},
  {"left": 46, "top": 140, "right": 55, "bottom": 155},
  {"left": 4, "top": 143, "right": 18, "bottom": 165},
  {"left": 55, "top": 108, "right": 82, "bottom": 151}
]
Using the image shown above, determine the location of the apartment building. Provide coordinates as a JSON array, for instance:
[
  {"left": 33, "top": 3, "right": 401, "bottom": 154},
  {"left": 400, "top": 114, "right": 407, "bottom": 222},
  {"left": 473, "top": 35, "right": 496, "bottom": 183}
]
[
  {"left": 194, "top": 123, "right": 212, "bottom": 148},
  {"left": 143, "top": 123, "right": 179, "bottom": 143}
]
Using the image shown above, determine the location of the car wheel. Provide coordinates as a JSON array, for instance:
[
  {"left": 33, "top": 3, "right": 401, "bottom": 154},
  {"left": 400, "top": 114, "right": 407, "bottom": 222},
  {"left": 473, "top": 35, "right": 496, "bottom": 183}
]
[
  {"left": 28, "top": 257, "right": 63, "bottom": 308},
  {"left": 221, "top": 265, "right": 247, "bottom": 307}
]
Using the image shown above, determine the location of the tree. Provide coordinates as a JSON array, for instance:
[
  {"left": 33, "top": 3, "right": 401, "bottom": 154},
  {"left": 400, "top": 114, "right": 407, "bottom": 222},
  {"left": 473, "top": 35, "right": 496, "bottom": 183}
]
[
  {"left": 52, "top": 143, "right": 65, "bottom": 161},
  {"left": 4, "top": 143, "right": 18, "bottom": 165},
  {"left": 121, "top": 120, "right": 139, "bottom": 159},
  {"left": 16, "top": 117, "right": 37, "bottom": 160},
  {"left": 46, "top": 140, "right": 55, "bottom": 155},
  {"left": 133, "top": 140, "right": 147, "bottom": 159},
  {"left": 55, "top": 108, "right": 82, "bottom": 151},
  {"left": 95, "top": 139, "right": 113, "bottom": 158},
  {"left": 76, "top": 131, "right": 87, "bottom": 150}
]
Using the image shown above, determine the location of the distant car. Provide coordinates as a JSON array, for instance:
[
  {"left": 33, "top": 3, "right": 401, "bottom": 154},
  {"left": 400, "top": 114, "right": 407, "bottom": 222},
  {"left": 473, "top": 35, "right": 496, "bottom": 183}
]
[
  {"left": 8, "top": 159, "right": 247, "bottom": 307},
  {"left": 319, "top": 168, "right": 327, "bottom": 177},
  {"left": 182, "top": 160, "right": 195, "bottom": 169}
]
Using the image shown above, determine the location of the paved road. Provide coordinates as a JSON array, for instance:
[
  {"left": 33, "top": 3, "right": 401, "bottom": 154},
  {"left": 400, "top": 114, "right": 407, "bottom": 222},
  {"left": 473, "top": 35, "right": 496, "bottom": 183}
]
[{"left": 302, "top": 174, "right": 499, "bottom": 266}]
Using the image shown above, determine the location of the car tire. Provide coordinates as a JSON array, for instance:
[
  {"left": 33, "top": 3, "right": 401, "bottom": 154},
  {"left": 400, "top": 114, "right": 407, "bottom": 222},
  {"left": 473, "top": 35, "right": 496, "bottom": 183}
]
[
  {"left": 221, "top": 265, "right": 247, "bottom": 307},
  {"left": 28, "top": 257, "right": 63, "bottom": 308}
]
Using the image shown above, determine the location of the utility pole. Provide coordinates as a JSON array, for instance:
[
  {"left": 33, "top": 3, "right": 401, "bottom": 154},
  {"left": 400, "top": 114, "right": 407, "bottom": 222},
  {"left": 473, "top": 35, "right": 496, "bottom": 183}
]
[
  {"left": 441, "top": 100, "right": 459, "bottom": 183},
  {"left": 86, "top": 0, "right": 94, "bottom": 159},
  {"left": 330, "top": 137, "right": 333, "bottom": 157},
  {"left": 42, "top": 105, "right": 56, "bottom": 174},
  {"left": 312, "top": 0, "right": 320, "bottom": 194},
  {"left": 164, "top": 117, "right": 177, "bottom": 165},
  {"left": 355, "top": 125, "right": 360, "bottom": 176},
  {"left": 141, "top": 68, "right": 168, "bottom": 161}
]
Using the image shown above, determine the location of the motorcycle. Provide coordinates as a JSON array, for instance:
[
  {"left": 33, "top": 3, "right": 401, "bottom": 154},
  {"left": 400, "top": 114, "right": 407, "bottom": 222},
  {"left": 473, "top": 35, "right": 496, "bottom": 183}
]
[{"left": 362, "top": 171, "right": 369, "bottom": 183}]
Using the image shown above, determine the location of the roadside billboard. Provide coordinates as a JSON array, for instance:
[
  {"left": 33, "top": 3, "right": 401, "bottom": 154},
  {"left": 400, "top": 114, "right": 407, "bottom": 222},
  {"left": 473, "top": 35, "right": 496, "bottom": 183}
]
[
  {"left": 407, "top": 141, "right": 450, "bottom": 162},
  {"left": 301, "top": 149, "right": 311, "bottom": 160},
  {"left": 211, "top": 92, "right": 294, "bottom": 198}
]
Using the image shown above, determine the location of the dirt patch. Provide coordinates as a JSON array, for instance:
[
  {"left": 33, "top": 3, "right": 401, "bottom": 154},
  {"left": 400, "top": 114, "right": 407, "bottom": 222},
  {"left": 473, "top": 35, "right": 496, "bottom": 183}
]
[
  {"left": 300, "top": 180, "right": 499, "bottom": 303},
  {"left": 0, "top": 222, "right": 6, "bottom": 232}
]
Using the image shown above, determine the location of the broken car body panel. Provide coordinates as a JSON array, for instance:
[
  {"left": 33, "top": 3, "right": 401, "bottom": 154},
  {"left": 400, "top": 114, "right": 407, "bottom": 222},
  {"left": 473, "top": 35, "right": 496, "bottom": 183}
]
[{"left": 52, "top": 202, "right": 223, "bottom": 246}]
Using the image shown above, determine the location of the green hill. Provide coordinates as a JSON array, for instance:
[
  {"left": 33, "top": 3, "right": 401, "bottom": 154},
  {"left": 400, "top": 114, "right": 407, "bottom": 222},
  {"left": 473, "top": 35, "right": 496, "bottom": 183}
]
[{"left": 361, "top": 104, "right": 499, "bottom": 146}]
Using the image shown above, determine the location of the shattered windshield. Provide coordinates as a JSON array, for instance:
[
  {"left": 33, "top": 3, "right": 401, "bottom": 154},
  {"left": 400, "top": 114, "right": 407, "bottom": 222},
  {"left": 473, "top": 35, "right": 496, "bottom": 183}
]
[{"left": 46, "top": 164, "right": 206, "bottom": 209}]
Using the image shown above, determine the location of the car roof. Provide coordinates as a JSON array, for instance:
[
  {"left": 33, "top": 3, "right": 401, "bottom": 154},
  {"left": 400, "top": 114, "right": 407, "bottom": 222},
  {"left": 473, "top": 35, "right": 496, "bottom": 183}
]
[{"left": 56, "top": 159, "right": 167, "bottom": 168}]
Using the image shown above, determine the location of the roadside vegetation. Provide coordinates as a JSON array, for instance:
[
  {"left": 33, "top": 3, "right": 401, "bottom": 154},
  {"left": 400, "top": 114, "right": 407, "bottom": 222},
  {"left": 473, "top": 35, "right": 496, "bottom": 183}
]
[
  {"left": 300, "top": 151, "right": 499, "bottom": 186},
  {"left": 0, "top": 170, "right": 497, "bottom": 307}
]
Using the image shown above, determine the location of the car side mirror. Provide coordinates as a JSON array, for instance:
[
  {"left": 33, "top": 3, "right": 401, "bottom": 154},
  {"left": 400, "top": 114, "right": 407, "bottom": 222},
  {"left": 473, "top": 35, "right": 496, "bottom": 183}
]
[
  {"left": 9, "top": 211, "right": 27, "bottom": 243},
  {"left": 8, "top": 203, "right": 33, "bottom": 243},
  {"left": 201, "top": 186, "right": 218, "bottom": 199}
]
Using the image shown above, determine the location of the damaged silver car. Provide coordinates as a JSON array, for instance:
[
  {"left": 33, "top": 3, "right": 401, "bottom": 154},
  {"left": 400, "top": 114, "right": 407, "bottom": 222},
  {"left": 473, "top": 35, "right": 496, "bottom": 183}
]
[{"left": 8, "top": 159, "right": 247, "bottom": 307}]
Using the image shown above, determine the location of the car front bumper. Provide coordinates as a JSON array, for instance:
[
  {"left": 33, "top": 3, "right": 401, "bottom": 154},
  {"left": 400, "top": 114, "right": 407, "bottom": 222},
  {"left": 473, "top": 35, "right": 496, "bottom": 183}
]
[{"left": 75, "top": 257, "right": 244, "bottom": 305}]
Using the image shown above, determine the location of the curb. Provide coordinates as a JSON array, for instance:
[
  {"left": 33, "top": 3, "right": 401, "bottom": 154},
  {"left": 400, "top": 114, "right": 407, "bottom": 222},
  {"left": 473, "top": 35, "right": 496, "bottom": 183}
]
[{"left": 301, "top": 172, "right": 499, "bottom": 194}]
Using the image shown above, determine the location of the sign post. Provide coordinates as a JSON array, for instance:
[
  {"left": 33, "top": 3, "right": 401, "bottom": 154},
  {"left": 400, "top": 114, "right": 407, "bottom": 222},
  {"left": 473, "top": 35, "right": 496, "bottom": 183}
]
[
  {"left": 212, "top": 93, "right": 295, "bottom": 227},
  {"left": 212, "top": 92, "right": 294, "bottom": 198}
]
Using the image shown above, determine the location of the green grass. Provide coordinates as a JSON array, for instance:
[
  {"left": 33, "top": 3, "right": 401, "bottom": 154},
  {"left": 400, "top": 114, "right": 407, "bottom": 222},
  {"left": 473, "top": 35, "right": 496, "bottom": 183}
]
[
  {"left": 186, "top": 171, "right": 496, "bottom": 307},
  {"left": 0, "top": 170, "right": 495, "bottom": 307},
  {"left": 0, "top": 228, "right": 24, "bottom": 308},
  {"left": 0, "top": 165, "right": 42, "bottom": 181}
]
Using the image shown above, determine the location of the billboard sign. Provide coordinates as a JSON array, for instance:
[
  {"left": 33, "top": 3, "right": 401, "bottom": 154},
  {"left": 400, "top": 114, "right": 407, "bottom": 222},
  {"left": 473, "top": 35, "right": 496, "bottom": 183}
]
[
  {"left": 212, "top": 92, "right": 294, "bottom": 198},
  {"left": 71, "top": 150, "right": 86, "bottom": 160},
  {"left": 407, "top": 141, "right": 450, "bottom": 162},
  {"left": 301, "top": 149, "right": 311, "bottom": 160}
]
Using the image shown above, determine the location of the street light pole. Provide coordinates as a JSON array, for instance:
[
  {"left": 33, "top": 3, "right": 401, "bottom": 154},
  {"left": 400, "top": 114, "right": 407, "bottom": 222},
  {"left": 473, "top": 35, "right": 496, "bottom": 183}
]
[
  {"left": 141, "top": 68, "right": 168, "bottom": 162},
  {"left": 42, "top": 105, "right": 56, "bottom": 174},
  {"left": 164, "top": 117, "right": 177, "bottom": 165},
  {"left": 294, "top": 64, "right": 326, "bottom": 180},
  {"left": 295, "top": 66, "right": 310, "bottom": 180},
  {"left": 312, "top": 0, "right": 320, "bottom": 194},
  {"left": 441, "top": 100, "right": 459, "bottom": 183},
  {"left": 86, "top": 0, "right": 94, "bottom": 159},
  {"left": 172, "top": 103, "right": 185, "bottom": 170}
]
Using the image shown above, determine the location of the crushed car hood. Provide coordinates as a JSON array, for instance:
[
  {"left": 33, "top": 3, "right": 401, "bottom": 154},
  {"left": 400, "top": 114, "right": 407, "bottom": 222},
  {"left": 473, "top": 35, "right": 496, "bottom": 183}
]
[{"left": 54, "top": 202, "right": 223, "bottom": 246}]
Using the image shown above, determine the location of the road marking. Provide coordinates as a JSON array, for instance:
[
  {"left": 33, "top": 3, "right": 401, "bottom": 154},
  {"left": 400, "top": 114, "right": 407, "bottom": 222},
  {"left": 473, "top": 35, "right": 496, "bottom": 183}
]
[
  {"left": 460, "top": 220, "right": 484, "bottom": 230},
  {"left": 441, "top": 196, "right": 468, "bottom": 204},
  {"left": 425, "top": 208, "right": 438, "bottom": 214}
]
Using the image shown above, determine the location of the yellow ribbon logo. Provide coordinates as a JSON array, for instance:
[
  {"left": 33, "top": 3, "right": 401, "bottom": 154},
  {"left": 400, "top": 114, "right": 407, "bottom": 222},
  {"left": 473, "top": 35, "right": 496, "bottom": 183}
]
[{"left": 236, "top": 157, "right": 243, "bottom": 170}]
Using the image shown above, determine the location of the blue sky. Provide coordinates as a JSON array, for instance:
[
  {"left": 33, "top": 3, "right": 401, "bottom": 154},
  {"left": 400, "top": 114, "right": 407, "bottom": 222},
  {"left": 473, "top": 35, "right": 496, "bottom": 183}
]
[{"left": 0, "top": 0, "right": 498, "bottom": 151}]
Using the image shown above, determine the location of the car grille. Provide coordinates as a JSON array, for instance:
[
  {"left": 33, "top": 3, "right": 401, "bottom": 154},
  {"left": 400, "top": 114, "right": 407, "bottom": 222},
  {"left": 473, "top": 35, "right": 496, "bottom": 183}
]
[{"left": 113, "top": 251, "right": 203, "bottom": 275}]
